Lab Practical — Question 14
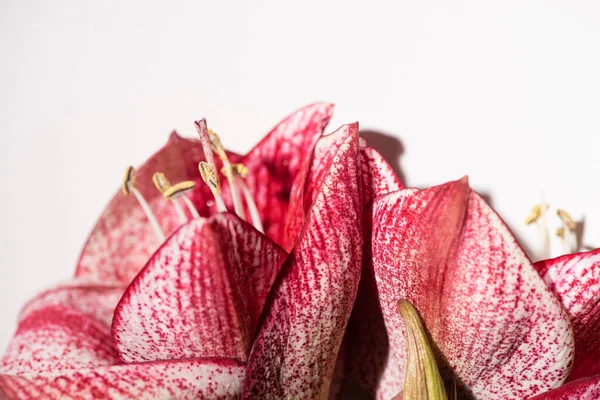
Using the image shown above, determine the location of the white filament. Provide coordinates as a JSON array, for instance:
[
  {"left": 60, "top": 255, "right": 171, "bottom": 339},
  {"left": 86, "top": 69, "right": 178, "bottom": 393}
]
[
  {"left": 131, "top": 187, "right": 166, "bottom": 242},
  {"left": 238, "top": 177, "right": 264, "bottom": 233},
  {"left": 182, "top": 195, "right": 201, "bottom": 218}
]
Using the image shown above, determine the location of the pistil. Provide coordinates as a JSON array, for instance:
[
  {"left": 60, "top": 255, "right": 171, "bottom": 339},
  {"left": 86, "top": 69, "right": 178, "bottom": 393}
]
[{"left": 122, "top": 166, "right": 166, "bottom": 242}]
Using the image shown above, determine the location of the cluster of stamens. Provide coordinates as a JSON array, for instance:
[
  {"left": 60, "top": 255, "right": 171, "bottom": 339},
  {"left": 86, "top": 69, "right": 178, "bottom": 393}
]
[
  {"left": 525, "top": 200, "right": 579, "bottom": 256},
  {"left": 121, "top": 120, "right": 263, "bottom": 243}
]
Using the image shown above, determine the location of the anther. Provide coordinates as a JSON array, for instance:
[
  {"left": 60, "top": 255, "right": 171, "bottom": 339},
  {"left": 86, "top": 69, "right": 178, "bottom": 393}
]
[
  {"left": 207, "top": 129, "right": 245, "bottom": 219},
  {"left": 225, "top": 162, "right": 263, "bottom": 233},
  {"left": 122, "top": 166, "right": 166, "bottom": 242},
  {"left": 199, "top": 161, "right": 227, "bottom": 212},
  {"left": 152, "top": 172, "right": 186, "bottom": 223},
  {"left": 557, "top": 209, "right": 577, "bottom": 231}
]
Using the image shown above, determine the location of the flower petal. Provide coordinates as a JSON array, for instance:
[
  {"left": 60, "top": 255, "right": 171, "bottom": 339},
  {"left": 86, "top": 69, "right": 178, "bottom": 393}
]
[
  {"left": 243, "top": 128, "right": 362, "bottom": 399},
  {"left": 528, "top": 374, "right": 600, "bottom": 400},
  {"left": 283, "top": 123, "right": 358, "bottom": 251},
  {"left": 112, "top": 213, "right": 287, "bottom": 363},
  {"left": 76, "top": 132, "right": 213, "bottom": 285},
  {"left": 370, "top": 179, "right": 574, "bottom": 399},
  {"left": 534, "top": 249, "right": 600, "bottom": 381},
  {"left": 358, "top": 144, "right": 404, "bottom": 205},
  {"left": 240, "top": 102, "right": 334, "bottom": 247},
  {"left": 0, "top": 357, "right": 244, "bottom": 400},
  {"left": 1, "top": 282, "right": 123, "bottom": 374}
]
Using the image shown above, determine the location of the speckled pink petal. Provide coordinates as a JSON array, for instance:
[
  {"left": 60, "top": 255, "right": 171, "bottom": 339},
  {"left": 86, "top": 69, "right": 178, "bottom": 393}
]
[
  {"left": 370, "top": 179, "right": 574, "bottom": 399},
  {"left": 76, "top": 132, "right": 213, "bottom": 285},
  {"left": 535, "top": 249, "right": 600, "bottom": 381},
  {"left": 358, "top": 144, "right": 404, "bottom": 205},
  {"left": 283, "top": 123, "right": 358, "bottom": 251},
  {"left": 529, "top": 374, "right": 600, "bottom": 400},
  {"left": 0, "top": 357, "right": 245, "bottom": 400},
  {"left": 112, "top": 213, "right": 287, "bottom": 363},
  {"left": 239, "top": 102, "right": 334, "bottom": 248},
  {"left": 242, "top": 130, "right": 362, "bottom": 399},
  {"left": 342, "top": 142, "right": 404, "bottom": 394},
  {"left": 1, "top": 282, "right": 124, "bottom": 375}
]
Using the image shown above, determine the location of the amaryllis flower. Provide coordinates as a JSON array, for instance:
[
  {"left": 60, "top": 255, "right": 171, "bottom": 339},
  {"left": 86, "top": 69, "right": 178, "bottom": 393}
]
[
  {"left": 0, "top": 104, "right": 400, "bottom": 399},
  {"left": 346, "top": 178, "right": 576, "bottom": 399},
  {"left": 526, "top": 249, "right": 600, "bottom": 399}
]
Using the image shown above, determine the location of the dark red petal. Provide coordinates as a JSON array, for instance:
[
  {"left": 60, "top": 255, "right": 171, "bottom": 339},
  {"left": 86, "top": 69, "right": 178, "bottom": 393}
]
[
  {"left": 240, "top": 102, "right": 334, "bottom": 247},
  {"left": 369, "top": 179, "right": 574, "bottom": 399},
  {"left": 75, "top": 133, "right": 214, "bottom": 285},
  {"left": 0, "top": 357, "right": 245, "bottom": 400},
  {"left": 535, "top": 249, "right": 600, "bottom": 381},
  {"left": 112, "top": 214, "right": 287, "bottom": 363},
  {"left": 528, "top": 374, "right": 600, "bottom": 400},
  {"left": 243, "top": 129, "right": 362, "bottom": 399},
  {"left": 1, "top": 282, "right": 123, "bottom": 374}
]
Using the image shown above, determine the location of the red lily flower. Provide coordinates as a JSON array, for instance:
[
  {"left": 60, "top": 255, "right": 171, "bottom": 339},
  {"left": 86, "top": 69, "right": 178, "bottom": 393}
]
[
  {"left": 0, "top": 104, "right": 399, "bottom": 399},
  {"left": 347, "top": 178, "right": 575, "bottom": 399},
  {"left": 526, "top": 249, "right": 600, "bottom": 399}
]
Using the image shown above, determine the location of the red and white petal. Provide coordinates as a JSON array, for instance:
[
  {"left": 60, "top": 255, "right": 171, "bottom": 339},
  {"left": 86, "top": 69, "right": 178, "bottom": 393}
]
[
  {"left": 0, "top": 357, "right": 245, "bottom": 400},
  {"left": 76, "top": 132, "right": 214, "bottom": 285},
  {"left": 283, "top": 123, "right": 358, "bottom": 251},
  {"left": 112, "top": 214, "right": 287, "bottom": 363},
  {"left": 240, "top": 102, "right": 334, "bottom": 248},
  {"left": 18, "top": 279, "right": 124, "bottom": 327},
  {"left": 370, "top": 179, "right": 574, "bottom": 399},
  {"left": 1, "top": 282, "right": 124, "bottom": 374},
  {"left": 358, "top": 145, "right": 404, "bottom": 205},
  {"left": 529, "top": 374, "right": 600, "bottom": 400},
  {"left": 243, "top": 131, "right": 362, "bottom": 399},
  {"left": 535, "top": 249, "right": 600, "bottom": 381},
  {"left": 1, "top": 306, "right": 119, "bottom": 375}
]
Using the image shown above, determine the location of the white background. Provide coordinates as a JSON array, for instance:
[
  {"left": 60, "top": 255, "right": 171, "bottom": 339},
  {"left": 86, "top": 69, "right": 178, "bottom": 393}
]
[{"left": 1, "top": 0, "right": 599, "bottom": 352}]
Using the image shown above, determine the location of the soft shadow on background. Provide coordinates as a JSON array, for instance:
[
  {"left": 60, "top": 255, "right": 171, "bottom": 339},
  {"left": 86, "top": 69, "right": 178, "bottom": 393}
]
[{"left": 360, "top": 130, "right": 407, "bottom": 186}]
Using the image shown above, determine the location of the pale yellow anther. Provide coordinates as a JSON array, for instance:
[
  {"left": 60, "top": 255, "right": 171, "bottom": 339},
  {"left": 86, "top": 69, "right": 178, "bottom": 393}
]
[
  {"left": 152, "top": 172, "right": 171, "bottom": 194},
  {"left": 163, "top": 181, "right": 196, "bottom": 200},
  {"left": 556, "top": 227, "right": 565, "bottom": 238},
  {"left": 222, "top": 163, "right": 249, "bottom": 178},
  {"left": 199, "top": 161, "right": 221, "bottom": 195},
  {"left": 524, "top": 205, "right": 543, "bottom": 225},
  {"left": 208, "top": 129, "right": 226, "bottom": 158},
  {"left": 122, "top": 166, "right": 136, "bottom": 195},
  {"left": 557, "top": 209, "right": 577, "bottom": 231}
]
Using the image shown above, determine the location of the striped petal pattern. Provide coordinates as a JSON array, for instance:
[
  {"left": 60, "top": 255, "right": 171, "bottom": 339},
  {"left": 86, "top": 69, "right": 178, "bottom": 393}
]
[
  {"left": 369, "top": 179, "right": 574, "bottom": 399},
  {"left": 535, "top": 249, "right": 600, "bottom": 381},
  {"left": 529, "top": 374, "right": 600, "bottom": 400},
  {"left": 1, "top": 282, "right": 124, "bottom": 375},
  {"left": 0, "top": 358, "right": 245, "bottom": 400},
  {"left": 112, "top": 214, "right": 287, "bottom": 363},
  {"left": 243, "top": 124, "right": 362, "bottom": 399}
]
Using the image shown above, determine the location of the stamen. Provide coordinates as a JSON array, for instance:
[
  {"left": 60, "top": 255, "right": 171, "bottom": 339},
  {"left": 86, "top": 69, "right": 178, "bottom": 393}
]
[
  {"left": 208, "top": 129, "right": 245, "bottom": 219},
  {"left": 227, "top": 163, "right": 264, "bottom": 233},
  {"left": 525, "top": 201, "right": 550, "bottom": 259},
  {"left": 152, "top": 172, "right": 186, "bottom": 224},
  {"left": 199, "top": 161, "right": 227, "bottom": 212},
  {"left": 557, "top": 209, "right": 577, "bottom": 230},
  {"left": 123, "top": 166, "right": 166, "bottom": 242},
  {"left": 556, "top": 208, "right": 577, "bottom": 254}
]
